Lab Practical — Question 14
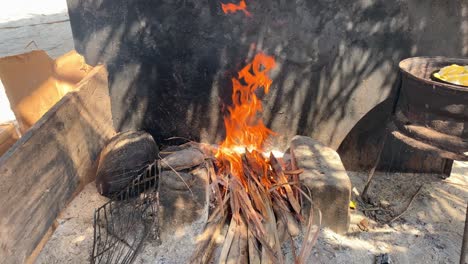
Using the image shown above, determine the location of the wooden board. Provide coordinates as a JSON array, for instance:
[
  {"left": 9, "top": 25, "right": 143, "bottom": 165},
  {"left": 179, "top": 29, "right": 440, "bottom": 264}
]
[{"left": 0, "top": 65, "right": 115, "bottom": 264}]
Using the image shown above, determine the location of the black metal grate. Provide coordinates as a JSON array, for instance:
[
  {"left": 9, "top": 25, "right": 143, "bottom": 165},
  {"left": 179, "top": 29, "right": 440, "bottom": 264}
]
[{"left": 91, "top": 161, "right": 160, "bottom": 264}]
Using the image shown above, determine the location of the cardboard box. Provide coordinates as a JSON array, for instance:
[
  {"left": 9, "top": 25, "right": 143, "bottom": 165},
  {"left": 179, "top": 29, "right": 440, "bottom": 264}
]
[{"left": 0, "top": 50, "right": 92, "bottom": 133}]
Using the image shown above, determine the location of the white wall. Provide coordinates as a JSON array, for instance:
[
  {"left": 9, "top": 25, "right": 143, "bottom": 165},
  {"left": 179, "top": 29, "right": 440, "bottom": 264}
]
[{"left": 0, "top": 0, "right": 68, "bottom": 23}]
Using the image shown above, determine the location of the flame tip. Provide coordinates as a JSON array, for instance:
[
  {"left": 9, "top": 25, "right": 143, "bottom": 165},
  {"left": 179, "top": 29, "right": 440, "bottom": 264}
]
[{"left": 216, "top": 52, "right": 276, "bottom": 181}]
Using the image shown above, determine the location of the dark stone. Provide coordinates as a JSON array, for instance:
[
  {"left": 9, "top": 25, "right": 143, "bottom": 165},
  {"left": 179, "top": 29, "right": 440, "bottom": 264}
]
[
  {"left": 96, "top": 131, "right": 158, "bottom": 197},
  {"left": 161, "top": 148, "right": 205, "bottom": 171},
  {"left": 375, "top": 253, "right": 392, "bottom": 264},
  {"left": 66, "top": 0, "right": 468, "bottom": 174},
  {"left": 158, "top": 169, "right": 209, "bottom": 242}
]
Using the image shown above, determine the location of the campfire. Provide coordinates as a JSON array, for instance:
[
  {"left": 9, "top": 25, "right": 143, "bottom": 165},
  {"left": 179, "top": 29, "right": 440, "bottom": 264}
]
[
  {"left": 92, "top": 4, "right": 322, "bottom": 263},
  {"left": 90, "top": 51, "right": 321, "bottom": 264},
  {"left": 189, "top": 52, "right": 321, "bottom": 263}
]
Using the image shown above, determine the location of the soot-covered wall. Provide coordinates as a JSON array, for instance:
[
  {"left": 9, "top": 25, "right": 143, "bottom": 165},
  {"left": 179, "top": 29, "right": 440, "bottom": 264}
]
[{"left": 66, "top": 0, "right": 467, "bottom": 172}]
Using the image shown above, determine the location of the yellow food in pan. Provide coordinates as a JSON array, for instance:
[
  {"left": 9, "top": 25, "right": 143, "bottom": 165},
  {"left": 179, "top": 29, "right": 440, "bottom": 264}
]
[{"left": 433, "top": 64, "right": 468, "bottom": 86}]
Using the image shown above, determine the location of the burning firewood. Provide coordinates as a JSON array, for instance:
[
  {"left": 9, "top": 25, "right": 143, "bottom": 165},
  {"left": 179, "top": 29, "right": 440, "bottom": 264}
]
[{"left": 190, "top": 53, "right": 321, "bottom": 263}]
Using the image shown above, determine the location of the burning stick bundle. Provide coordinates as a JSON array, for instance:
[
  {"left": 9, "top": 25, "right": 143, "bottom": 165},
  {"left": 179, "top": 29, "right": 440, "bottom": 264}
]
[{"left": 191, "top": 53, "right": 321, "bottom": 263}]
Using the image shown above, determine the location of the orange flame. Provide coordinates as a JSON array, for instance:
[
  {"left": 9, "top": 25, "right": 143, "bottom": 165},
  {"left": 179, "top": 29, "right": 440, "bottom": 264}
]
[
  {"left": 216, "top": 52, "right": 276, "bottom": 182},
  {"left": 221, "top": 0, "right": 252, "bottom": 17}
]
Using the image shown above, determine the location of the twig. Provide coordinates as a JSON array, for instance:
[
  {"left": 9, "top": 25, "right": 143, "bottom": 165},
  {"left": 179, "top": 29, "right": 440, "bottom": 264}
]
[
  {"left": 24, "top": 40, "right": 38, "bottom": 49},
  {"left": 283, "top": 169, "right": 304, "bottom": 175},
  {"left": 292, "top": 185, "right": 313, "bottom": 204},
  {"left": 361, "top": 207, "right": 390, "bottom": 212},
  {"left": 361, "top": 207, "right": 380, "bottom": 211},
  {"left": 268, "top": 181, "right": 300, "bottom": 192},
  {"left": 361, "top": 132, "right": 388, "bottom": 201},
  {"left": 387, "top": 185, "right": 424, "bottom": 223},
  {"left": 158, "top": 153, "right": 194, "bottom": 197},
  {"left": 296, "top": 205, "right": 321, "bottom": 264},
  {"left": 164, "top": 136, "right": 194, "bottom": 142}
]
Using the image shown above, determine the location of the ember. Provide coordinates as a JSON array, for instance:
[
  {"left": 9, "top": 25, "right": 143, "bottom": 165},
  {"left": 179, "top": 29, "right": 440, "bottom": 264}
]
[{"left": 221, "top": 0, "right": 252, "bottom": 17}]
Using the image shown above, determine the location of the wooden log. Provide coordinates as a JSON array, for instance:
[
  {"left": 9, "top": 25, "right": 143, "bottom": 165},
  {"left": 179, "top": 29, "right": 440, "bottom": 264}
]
[{"left": 0, "top": 65, "right": 114, "bottom": 264}]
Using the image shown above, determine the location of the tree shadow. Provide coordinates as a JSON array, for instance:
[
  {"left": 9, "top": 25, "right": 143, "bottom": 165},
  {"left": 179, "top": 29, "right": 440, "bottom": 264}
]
[{"left": 66, "top": 0, "right": 468, "bottom": 171}]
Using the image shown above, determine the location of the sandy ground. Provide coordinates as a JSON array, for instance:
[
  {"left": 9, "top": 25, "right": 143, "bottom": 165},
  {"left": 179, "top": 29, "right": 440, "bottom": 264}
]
[
  {"left": 36, "top": 161, "right": 468, "bottom": 263},
  {"left": 0, "top": 1, "right": 74, "bottom": 123},
  {"left": 309, "top": 162, "right": 468, "bottom": 264}
]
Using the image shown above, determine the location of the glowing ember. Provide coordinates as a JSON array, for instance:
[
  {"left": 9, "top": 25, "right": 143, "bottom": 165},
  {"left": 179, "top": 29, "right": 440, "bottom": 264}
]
[
  {"left": 221, "top": 0, "right": 252, "bottom": 17},
  {"left": 216, "top": 52, "right": 276, "bottom": 183}
]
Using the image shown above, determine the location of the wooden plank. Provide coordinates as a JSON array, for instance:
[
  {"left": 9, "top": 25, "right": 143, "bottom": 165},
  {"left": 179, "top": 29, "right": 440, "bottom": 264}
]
[{"left": 0, "top": 65, "right": 115, "bottom": 264}]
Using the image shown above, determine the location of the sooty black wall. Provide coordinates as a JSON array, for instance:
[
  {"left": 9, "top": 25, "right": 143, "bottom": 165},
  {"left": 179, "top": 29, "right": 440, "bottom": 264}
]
[{"left": 66, "top": 0, "right": 467, "bottom": 172}]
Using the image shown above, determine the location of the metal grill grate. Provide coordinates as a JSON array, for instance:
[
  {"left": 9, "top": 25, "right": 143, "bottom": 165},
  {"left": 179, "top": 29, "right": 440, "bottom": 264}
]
[{"left": 91, "top": 161, "right": 160, "bottom": 264}]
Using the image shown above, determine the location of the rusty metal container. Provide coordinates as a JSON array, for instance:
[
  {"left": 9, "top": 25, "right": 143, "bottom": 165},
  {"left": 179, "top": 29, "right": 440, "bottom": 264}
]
[{"left": 391, "top": 57, "right": 468, "bottom": 161}]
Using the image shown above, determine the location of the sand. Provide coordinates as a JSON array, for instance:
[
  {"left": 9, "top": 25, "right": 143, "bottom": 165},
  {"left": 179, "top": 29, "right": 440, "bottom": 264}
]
[{"left": 36, "top": 160, "right": 467, "bottom": 263}]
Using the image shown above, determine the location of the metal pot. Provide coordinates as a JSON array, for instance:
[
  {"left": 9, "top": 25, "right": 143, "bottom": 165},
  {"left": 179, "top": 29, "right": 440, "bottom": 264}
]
[{"left": 391, "top": 56, "right": 468, "bottom": 161}]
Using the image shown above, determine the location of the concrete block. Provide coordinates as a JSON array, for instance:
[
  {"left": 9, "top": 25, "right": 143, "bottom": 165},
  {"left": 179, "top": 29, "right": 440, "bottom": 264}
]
[{"left": 290, "top": 135, "right": 351, "bottom": 234}]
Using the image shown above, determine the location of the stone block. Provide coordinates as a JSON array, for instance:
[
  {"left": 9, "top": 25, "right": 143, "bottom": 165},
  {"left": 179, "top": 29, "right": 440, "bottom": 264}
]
[
  {"left": 158, "top": 168, "right": 209, "bottom": 242},
  {"left": 290, "top": 135, "right": 351, "bottom": 234}
]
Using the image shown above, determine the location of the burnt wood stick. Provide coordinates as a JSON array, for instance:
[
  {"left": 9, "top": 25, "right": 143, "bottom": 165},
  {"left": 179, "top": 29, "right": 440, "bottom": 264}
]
[
  {"left": 258, "top": 183, "right": 284, "bottom": 264},
  {"left": 236, "top": 181, "right": 266, "bottom": 236},
  {"left": 244, "top": 149, "right": 263, "bottom": 176},
  {"left": 248, "top": 179, "right": 267, "bottom": 215},
  {"left": 270, "top": 153, "right": 301, "bottom": 215},
  {"left": 207, "top": 160, "right": 224, "bottom": 211},
  {"left": 219, "top": 218, "right": 237, "bottom": 264},
  {"left": 226, "top": 216, "right": 248, "bottom": 264},
  {"left": 273, "top": 203, "right": 300, "bottom": 239},
  {"left": 297, "top": 206, "right": 321, "bottom": 263}
]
